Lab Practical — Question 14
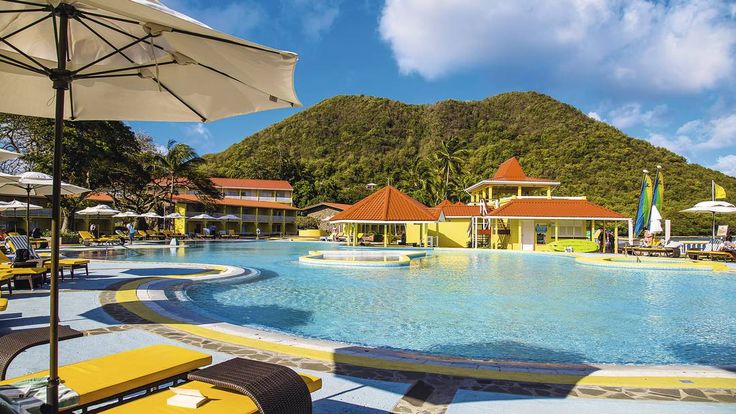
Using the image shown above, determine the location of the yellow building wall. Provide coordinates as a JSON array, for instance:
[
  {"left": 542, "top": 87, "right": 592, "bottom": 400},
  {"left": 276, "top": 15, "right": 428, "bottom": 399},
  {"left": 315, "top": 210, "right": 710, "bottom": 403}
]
[
  {"left": 174, "top": 203, "right": 187, "bottom": 234},
  {"left": 431, "top": 220, "right": 471, "bottom": 248},
  {"left": 406, "top": 223, "right": 422, "bottom": 245}
]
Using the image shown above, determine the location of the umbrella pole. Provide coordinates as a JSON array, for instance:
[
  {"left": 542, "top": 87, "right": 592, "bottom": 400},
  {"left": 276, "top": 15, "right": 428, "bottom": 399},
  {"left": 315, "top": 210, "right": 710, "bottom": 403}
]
[
  {"left": 47, "top": 5, "right": 72, "bottom": 413},
  {"left": 26, "top": 188, "right": 30, "bottom": 246}
]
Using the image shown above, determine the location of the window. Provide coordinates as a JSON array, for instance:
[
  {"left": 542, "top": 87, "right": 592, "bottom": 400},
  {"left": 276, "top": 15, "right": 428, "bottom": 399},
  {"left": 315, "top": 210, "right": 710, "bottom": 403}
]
[{"left": 223, "top": 190, "right": 239, "bottom": 198}]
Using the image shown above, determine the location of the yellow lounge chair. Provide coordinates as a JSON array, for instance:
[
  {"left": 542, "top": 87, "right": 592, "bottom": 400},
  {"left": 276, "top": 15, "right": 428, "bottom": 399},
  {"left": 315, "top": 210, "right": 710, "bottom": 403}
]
[
  {"left": 78, "top": 231, "right": 116, "bottom": 246},
  {"left": 3, "top": 240, "right": 90, "bottom": 280},
  {"left": 0, "top": 290, "right": 7, "bottom": 311},
  {"left": 146, "top": 230, "right": 166, "bottom": 240},
  {"left": 0, "top": 267, "right": 48, "bottom": 290},
  {"left": 0, "top": 345, "right": 211, "bottom": 411}
]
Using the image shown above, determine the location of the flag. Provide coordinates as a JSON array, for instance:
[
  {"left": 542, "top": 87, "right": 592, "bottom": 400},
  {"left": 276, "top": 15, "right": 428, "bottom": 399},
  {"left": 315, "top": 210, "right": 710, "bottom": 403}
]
[
  {"left": 713, "top": 181, "right": 727, "bottom": 200},
  {"left": 634, "top": 173, "right": 653, "bottom": 236},
  {"left": 651, "top": 168, "right": 663, "bottom": 217}
]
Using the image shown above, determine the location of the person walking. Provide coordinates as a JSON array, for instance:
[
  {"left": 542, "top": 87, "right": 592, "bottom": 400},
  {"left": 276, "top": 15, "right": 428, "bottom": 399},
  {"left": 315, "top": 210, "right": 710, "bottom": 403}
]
[{"left": 126, "top": 222, "right": 136, "bottom": 245}]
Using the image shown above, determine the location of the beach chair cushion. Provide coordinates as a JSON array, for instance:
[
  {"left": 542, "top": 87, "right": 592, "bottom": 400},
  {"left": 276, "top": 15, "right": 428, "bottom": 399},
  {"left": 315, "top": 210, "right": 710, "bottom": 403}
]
[
  {"left": 0, "top": 344, "right": 211, "bottom": 406},
  {"left": 0, "top": 298, "right": 6, "bottom": 312},
  {"left": 98, "top": 374, "right": 322, "bottom": 414}
]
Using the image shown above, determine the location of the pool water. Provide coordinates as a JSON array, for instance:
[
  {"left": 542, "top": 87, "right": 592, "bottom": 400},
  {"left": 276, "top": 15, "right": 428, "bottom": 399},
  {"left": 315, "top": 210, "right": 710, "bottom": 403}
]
[{"left": 110, "top": 241, "right": 736, "bottom": 365}]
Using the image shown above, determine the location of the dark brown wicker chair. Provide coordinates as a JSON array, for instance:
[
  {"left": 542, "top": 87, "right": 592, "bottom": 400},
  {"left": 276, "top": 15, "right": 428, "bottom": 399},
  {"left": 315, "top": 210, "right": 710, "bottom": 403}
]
[
  {"left": 0, "top": 325, "right": 83, "bottom": 380},
  {"left": 188, "top": 358, "right": 312, "bottom": 414}
]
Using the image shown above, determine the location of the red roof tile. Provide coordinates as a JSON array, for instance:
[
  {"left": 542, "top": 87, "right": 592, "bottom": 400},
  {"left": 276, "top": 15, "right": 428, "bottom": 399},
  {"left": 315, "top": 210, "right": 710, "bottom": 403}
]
[
  {"left": 173, "top": 194, "right": 298, "bottom": 210},
  {"left": 210, "top": 178, "right": 292, "bottom": 190},
  {"left": 85, "top": 192, "right": 113, "bottom": 202},
  {"left": 331, "top": 186, "right": 436, "bottom": 222},
  {"left": 490, "top": 157, "right": 557, "bottom": 183},
  {"left": 488, "top": 198, "right": 626, "bottom": 219}
]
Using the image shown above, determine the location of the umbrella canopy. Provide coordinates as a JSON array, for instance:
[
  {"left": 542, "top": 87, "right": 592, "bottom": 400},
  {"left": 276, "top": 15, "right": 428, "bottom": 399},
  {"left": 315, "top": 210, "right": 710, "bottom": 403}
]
[
  {"left": 681, "top": 200, "right": 736, "bottom": 246},
  {"left": 0, "top": 199, "right": 42, "bottom": 211},
  {"left": 0, "top": 149, "right": 20, "bottom": 162},
  {"left": 139, "top": 212, "right": 163, "bottom": 219},
  {"left": 189, "top": 213, "right": 215, "bottom": 220},
  {"left": 218, "top": 214, "right": 240, "bottom": 220},
  {"left": 0, "top": 172, "right": 90, "bottom": 196},
  {"left": 681, "top": 200, "right": 736, "bottom": 214},
  {"left": 0, "top": 1, "right": 300, "bottom": 410},
  {"left": 113, "top": 211, "right": 139, "bottom": 218},
  {"left": 76, "top": 204, "right": 120, "bottom": 216},
  {"left": 0, "top": 1, "right": 300, "bottom": 121},
  {"left": 164, "top": 212, "right": 183, "bottom": 219}
]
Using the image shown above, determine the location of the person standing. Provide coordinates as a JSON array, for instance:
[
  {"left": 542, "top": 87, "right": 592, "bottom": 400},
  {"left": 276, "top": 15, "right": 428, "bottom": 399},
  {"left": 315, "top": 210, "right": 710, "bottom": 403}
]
[
  {"left": 89, "top": 223, "right": 97, "bottom": 238},
  {"left": 126, "top": 222, "right": 136, "bottom": 245}
]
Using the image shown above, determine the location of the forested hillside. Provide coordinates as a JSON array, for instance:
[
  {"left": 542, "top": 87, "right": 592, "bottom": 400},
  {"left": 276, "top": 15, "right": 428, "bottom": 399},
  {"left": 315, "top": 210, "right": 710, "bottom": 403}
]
[{"left": 203, "top": 92, "right": 736, "bottom": 235}]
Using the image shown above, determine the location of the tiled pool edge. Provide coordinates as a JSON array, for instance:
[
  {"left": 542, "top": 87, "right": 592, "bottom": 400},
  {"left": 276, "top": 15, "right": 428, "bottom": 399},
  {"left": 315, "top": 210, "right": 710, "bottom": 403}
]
[{"left": 101, "top": 260, "right": 736, "bottom": 393}]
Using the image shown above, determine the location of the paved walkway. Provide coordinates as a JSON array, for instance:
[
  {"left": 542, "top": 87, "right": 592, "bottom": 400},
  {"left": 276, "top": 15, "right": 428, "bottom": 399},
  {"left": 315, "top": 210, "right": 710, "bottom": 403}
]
[{"left": 1, "top": 260, "right": 734, "bottom": 413}]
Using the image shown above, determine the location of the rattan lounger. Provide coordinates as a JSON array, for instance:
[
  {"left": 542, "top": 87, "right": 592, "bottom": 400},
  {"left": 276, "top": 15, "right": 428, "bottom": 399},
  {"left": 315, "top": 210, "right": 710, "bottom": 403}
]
[
  {"left": 99, "top": 358, "right": 322, "bottom": 414},
  {"left": 0, "top": 325, "right": 83, "bottom": 380}
]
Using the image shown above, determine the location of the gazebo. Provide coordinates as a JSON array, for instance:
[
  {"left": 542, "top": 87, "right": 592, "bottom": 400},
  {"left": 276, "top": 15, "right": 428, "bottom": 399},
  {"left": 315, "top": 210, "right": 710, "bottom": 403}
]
[{"left": 330, "top": 186, "right": 438, "bottom": 247}]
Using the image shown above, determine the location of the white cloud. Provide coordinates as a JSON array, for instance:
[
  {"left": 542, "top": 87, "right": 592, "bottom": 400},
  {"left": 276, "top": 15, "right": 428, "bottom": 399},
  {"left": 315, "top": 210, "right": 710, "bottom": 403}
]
[
  {"left": 296, "top": 1, "right": 341, "bottom": 40},
  {"left": 675, "top": 114, "right": 736, "bottom": 150},
  {"left": 646, "top": 132, "right": 692, "bottom": 156},
  {"left": 607, "top": 103, "right": 667, "bottom": 129},
  {"left": 185, "top": 123, "right": 212, "bottom": 140},
  {"left": 379, "top": 0, "right": 736, "bottom": 93},
  {"left": 712, "top": 155, "right": 736, "bottom": 177},
  {"left": 587, "top": 112, "right": 602, "bottom": 121}
]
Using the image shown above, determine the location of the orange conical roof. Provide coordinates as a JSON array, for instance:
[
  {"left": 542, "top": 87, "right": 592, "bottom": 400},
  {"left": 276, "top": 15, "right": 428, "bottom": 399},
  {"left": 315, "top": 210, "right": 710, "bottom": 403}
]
[
  {"left": 331, "top": 186, "right": 436, "bottom": 222},
  {"left": 435, "top": 200, "right": 454, "bottom": 208},
  {"left": 490, "top": 157, "right": 557, "bottom": 183}
]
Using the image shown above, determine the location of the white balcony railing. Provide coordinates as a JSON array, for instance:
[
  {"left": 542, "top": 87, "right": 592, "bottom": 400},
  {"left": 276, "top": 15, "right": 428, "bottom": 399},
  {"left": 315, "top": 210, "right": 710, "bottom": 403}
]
[{"left": 276, "top": 197, "right": 292, "bottom": 203}]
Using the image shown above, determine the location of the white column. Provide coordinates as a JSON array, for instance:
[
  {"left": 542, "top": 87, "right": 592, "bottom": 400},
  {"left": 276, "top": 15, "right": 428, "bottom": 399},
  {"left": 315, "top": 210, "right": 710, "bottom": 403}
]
[{"left": 627, "top": 219, "right": 634, "bottom": 245}]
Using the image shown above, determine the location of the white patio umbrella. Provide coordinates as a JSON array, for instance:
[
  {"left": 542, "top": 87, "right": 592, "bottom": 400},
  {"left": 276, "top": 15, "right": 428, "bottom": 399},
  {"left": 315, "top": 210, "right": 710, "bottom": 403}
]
[
  {"left": 139, "top": 212, "right": 163, "bottom": 219},
  {"left": 164, "top": 212, "right": 183, "bottom": 219},
  {"left": 112, "top": 211, "right": 139, "bottom": 218},
  {"left": 681, "top": 201, "right": 736, "bottom": 246},
  {"left": 76, "top": 204, "right": 120, "bottom": 236},
  {"left": 0, "top": 149, "right": 20, "bottom": 162},
  {"left": 0, "top": 199, "right": 41, "bottom": 232},
  {"left": 0, "top": 1, "right": 300, "bottom": 407},
  {"left": 218, "top": 214, "right": 240, "bottom": 221}
]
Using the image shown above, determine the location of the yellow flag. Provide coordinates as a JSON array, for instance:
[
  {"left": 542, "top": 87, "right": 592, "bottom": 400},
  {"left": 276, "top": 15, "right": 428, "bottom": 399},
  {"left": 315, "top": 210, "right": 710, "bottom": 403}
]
[{"left": 714, "top": 182, "right": 727, "bottom": 200}]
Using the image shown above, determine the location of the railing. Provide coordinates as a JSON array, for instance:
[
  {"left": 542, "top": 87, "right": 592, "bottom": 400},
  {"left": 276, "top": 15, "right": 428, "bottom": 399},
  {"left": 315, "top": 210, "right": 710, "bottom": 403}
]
[
  {"left": 2, "top": 208, "right": 53, "bottom": 217},
  {"left": 242, "top": 196, "right": 258, "bottom": 201},
  {"left": 276, "top": 197, "right": 292, "bottom": 203},
  {"left": 241, "top": 214, "right": 257, "bottom": 221},
  {"left": 284, "top": 216, "right": 295, "bottom": 223}
]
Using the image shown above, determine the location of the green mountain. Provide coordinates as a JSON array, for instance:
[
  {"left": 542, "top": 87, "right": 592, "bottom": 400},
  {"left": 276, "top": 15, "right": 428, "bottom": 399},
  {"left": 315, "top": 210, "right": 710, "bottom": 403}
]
[{"left": 203, "top": 92, "right": 736, "bottom": 235}]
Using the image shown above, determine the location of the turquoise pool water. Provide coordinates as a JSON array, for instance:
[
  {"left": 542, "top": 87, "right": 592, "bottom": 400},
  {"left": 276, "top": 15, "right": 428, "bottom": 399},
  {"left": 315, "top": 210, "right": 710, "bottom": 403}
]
[{"left": 109, "top": 241, "right": 736, "bottom": 365}]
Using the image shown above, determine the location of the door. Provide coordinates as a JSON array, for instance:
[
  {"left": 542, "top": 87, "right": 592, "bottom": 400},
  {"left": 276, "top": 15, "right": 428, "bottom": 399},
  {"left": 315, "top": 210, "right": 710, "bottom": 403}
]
[{"left": 521, "top": 220, "right": 535, "bottom": 251}]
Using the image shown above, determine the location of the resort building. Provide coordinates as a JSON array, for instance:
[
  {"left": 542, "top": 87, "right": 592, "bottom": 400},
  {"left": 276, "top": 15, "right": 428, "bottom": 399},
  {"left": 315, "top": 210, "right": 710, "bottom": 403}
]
[
  {"left": 172, "top": 178, "right": 298, "bottom": 236},
  {"left": 466, "top": 157, "right": 632, "bottom": 251},
  {"left": 301, "top": 202, "right": 352, "bottom": 232}
]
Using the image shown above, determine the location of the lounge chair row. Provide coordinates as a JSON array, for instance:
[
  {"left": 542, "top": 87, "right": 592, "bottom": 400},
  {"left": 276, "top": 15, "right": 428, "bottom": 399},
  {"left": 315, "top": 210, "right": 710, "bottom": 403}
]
[{"left": 0, "top": 343, "right": 321, "bottom": 413}]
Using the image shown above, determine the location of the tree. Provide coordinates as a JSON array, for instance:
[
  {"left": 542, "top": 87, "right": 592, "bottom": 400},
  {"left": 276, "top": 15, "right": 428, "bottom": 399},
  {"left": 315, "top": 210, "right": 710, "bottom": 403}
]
[{"left": 435, "top": 136, "right": 469, "bottom": 201}]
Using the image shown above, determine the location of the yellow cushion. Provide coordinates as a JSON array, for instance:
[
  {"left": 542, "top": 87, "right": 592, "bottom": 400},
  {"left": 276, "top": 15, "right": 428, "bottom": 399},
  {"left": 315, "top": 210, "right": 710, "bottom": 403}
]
[
  {"left": 99, "top": 373, "right": 321, "bottom": 414},
  {"left": 0, "top": 298, "right": 7, "bottom": 311},
  {"left": 5, "top": 267, "right": 47, "bottom": 275},
  {"left": 0, "top": 345, "right": 211, "bottom": 405}
]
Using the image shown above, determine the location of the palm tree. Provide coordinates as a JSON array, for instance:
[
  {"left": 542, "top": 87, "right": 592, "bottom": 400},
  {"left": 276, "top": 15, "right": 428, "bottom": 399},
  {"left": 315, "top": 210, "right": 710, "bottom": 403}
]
[
  {"left": 153, "top": 139, "right": 219, "bottom": 216},
  {"left": 435, "top": 137, "right": 469, "bottom": 200}
]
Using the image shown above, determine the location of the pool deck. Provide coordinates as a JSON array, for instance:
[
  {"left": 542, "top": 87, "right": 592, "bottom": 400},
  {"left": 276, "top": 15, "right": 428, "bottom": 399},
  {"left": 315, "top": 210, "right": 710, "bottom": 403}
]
[{"left": 1, "top": 257, "right": 735, "bottom": 413}]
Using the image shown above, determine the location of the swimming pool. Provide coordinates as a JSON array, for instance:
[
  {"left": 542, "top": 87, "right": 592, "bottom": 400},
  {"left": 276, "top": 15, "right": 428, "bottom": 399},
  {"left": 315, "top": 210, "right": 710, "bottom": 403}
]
[{"left": 107, "top": 241, "right": 736, "bottom": 366}]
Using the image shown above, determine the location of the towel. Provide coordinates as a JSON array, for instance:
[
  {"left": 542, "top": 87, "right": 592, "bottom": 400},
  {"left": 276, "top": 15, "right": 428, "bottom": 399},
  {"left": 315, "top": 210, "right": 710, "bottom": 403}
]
[{"left": 0, "top": 377, "right": 79, "bottom": 414}]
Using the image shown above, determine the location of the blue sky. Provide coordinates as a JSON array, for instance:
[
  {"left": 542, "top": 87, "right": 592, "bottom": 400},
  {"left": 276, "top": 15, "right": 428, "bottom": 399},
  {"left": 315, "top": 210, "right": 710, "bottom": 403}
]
[{"left": 131, "top": 0, "right": 736, "bottom": 177}]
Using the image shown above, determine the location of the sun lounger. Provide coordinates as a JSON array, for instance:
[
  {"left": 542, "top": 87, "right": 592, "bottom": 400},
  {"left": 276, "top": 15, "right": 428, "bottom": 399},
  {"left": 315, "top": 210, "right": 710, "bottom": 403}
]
[
  {"left": 0, "top": 325, "right": 83, "bottom": 380},
  {"left": 0, "top": 296, "right": 6, "bottom": 312},
  {"left": 136, "top": 230, "right": 149, "bottom": 240},
  {"left": 146, "top": 230, "right": 166, "bottom": 240},
  {"left": 0, "top": 267, "right": 48, "bottom": 291},
  {"left": 78, "top": 231, "right": 117, "bottom": 246},
  {"left": 6, "top": 236, "right": 90, "bottom": 280},
  {"left": 624, "top": 245, "right": 680, "bottom": 258},
  {"left": 0, "top": 272, "right": 13, "bottom": 294},
  {"left": 99, "top": 357, "right": 321, "bottom": 414},
  {"left": 0, "top": 344, "right": 212, "bottom": 412}
]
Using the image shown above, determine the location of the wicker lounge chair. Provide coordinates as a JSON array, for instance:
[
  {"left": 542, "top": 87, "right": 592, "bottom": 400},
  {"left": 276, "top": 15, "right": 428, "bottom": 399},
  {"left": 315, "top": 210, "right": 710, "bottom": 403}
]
[
  {"left": 99, "top": 357, "right": 321, "bottom": 414},
  {"left": 6, "top": 236, "right": 90, "bottom": 280},
  {"left": 0, "top": 344, "right": 212, "bottom": 413},
  {"left": 0, "top": 325, "right": 83, "bottom": 380}
]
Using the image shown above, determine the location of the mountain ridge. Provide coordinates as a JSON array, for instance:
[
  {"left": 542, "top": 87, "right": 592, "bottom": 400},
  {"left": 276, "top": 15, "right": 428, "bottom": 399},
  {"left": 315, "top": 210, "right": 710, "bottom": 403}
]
[{"left": 203, "top": 91, "right": 735, "bottom": 235}]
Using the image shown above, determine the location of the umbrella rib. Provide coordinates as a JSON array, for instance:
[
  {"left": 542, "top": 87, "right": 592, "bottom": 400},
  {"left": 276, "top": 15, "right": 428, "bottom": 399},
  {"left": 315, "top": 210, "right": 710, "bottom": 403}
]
[
  {"left": 149, "top": 77, "right": 207, "bottom": 122},
  {"left": 0, "top": 36, "right": 49, "bottom": 72},
  {"left": 170, "top": 28, "right": 286, "bottom": 57},
  {"left": 75, "top": 61, "right": 176, "bottom": 78},
  {"left": 73, "top": 16, "right": 135, "bottom": 64},
  {"left": 0, "top": 53, "right": 46, "bottom": 74},
  {"left": 68, "top": 81, "right": 76, "bottom": 120},
  {"left": 72, "top": 33, "right": 153, "bottom": 74},
  {"left": 197, "top": 62, "right": 296, "bottom": 106},
  {"left": 0, "top": 0, "right": 47, "bottom": 7},
  {"left": 77, "top": 10, "right": 139, "bottom": 25},
  {"left": 0, "top": 7, "right": 47, "bottom": 13}
]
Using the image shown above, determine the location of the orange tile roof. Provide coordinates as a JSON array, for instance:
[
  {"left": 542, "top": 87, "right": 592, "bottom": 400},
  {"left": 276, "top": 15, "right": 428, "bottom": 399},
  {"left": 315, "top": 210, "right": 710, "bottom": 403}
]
[
  {"left": 85, "top": 192, "right": 113, "bottom": 202},
  {"left": 210, "top": 178, "right": 292, "bottom": 190},
  {"left": 435, "top": 200, "right": 454, "bottom": 208},
  {"left": 488, "top": 198, "right": 626, "bottom": 219},
  {"left": 330, "top": 186, "right": 436, "bottom": 222},
  {"left": 173, "top": 194, "right": 299, "bottom": 210},
  {"left": 432, "top": 200, "right": 484, "bottom": 217},
  {"left": 490, "top": 157, "right": 557, "bottom": 183}
]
